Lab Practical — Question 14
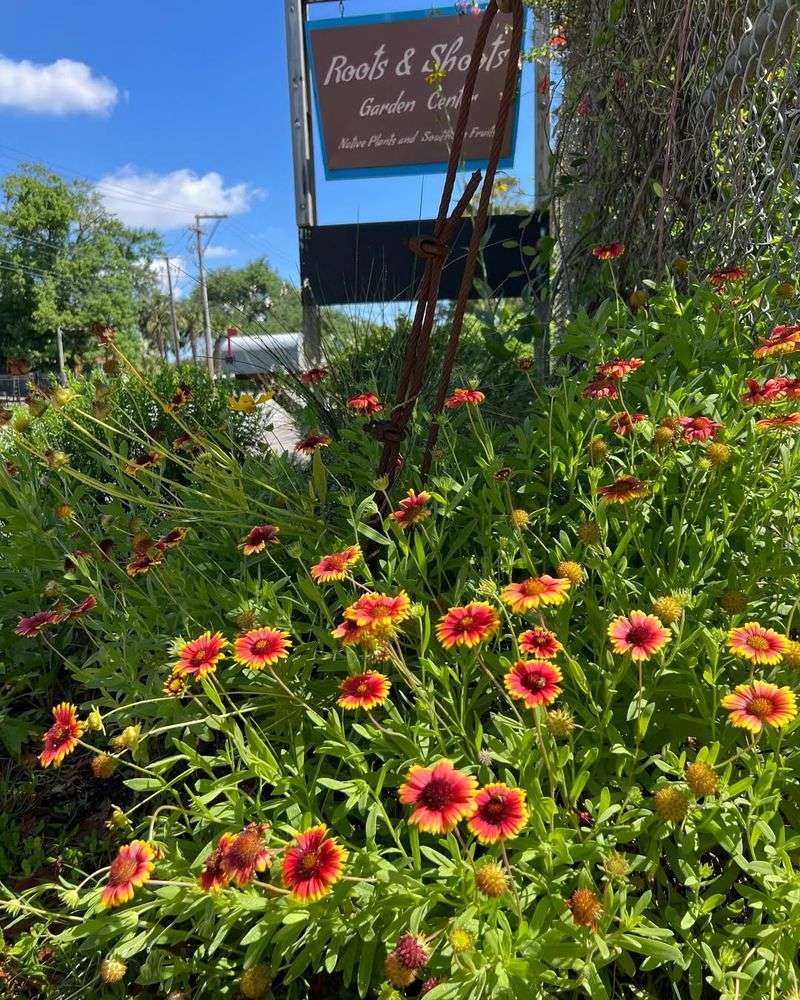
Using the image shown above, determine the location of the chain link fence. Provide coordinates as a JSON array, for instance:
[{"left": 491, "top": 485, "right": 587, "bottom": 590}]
[{"left": 545, "top": 0, "right": 800, "bottom": 300}]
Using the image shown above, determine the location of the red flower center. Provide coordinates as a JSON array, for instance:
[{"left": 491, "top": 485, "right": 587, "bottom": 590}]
[
  {"left": 419, "top": 778, "right": 455, "bottom": 811},
  {"left": 749, "top": 697, "right": 773, "bottom": 719},
  {"left": 110, "top": 855, "right": 138, "bottom": 883},
  {"left": 227, "top": 830, "right": 262, "bottom": 867},
  {"left": 356, "top": 683, "right": 368, "bottom": 695},
  {"left": 521, "top": 671, "right": 547, "bottom": 692},
  {"left": 747, "top": 635, "right": 769, "bottom": 651},
  {"left": 459, "top": 616, "right": 473, "bottom": 630},
  {"left": 52, "top": 724, "right": 72, "bottom": 742},
  {"left": 192, "top": 649, "right": 210, "bottom": 665},
  {"left": 252, "top": 639, "right": 270, "bottom": 654},
  {"left": 626, "top": 626, "right": 653, "bottom": 646},
  {"left": 483, "top": 795, "right": 505, "bottom": 818},
  {"left": 300, "top": 850, "right": 320, "bottom": 872}
]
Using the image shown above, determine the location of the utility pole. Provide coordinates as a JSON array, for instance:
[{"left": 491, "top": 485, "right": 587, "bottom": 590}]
[
  {"left": 56, "top": 328, "right": 66, "bottom": 385},
  {"left": 164, "top": 256, "right": 181, "bottom": 363},
  {"left": 285, "top": 0, "right": 322, "bottom": 364},
  {"left": 191, "top": 213, "right": 228, "bottom": 378}
]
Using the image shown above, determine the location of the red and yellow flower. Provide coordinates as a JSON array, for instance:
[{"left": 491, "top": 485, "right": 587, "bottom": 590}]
[
  {"left": 199, "top": 834, "right": 234, "bottom": 892},
  {"left": 726, "top": 622, "right": 788, "bottom": 664},
  {"left": 389, "top": 489, "right": 432, "bottom": 529},
  {"left": 124, "top": 451, "right": 163, "bottom": 476},
  {"left": 500, "top": 575, "right": 570, "bottom": 613},
  {"left": 101, "top": 841, "right": 156, "bottom": 908},
  {"left": 592, "top": 242, "right": 625, "bottom": 260},
  {"left": 399, "top": 760, "right": 477, "bottom": 834},
  {"left": 721, "top": 681, "right": 797, "bottom": 733},
  {"left": 282, "top": 825, "right": 346, "bottom": 901},
  {"left": 708, "top": 265, "right": 745, "bottom": 286},
  {"left": 337, "top": 671, "right": 391, "bottom": 710},
  {"left": 583, "top": 377, "right": 619, "bottom": 400},
  {"left": 753, "top": 323, "right": 800, "bottom": 357},
  {"left": 295, "top": 433, "right": 332, "bottom": 455},
  {"left": 436, "top": 602, "right": 499, "bottom": 649},
  {"left": 467, "top": 783, "right": 528, "bottom": 843},
  {"left": 233, "top": 628, "right": 292, "bottom": 670},
  {"left": 596, "top": 358, "right": 643, "bottom": 380},
  {"left": 597, "top": 476, "right": 649, "bottom": 505},
  {"left": 676, "top": 416, "right": 722, "bottom": 442},
  {"left": 608, "top": 611, "right": 671, "bottom": 661},
  {"left": 166, "top": 383, "right": 192, "bottom": 411},
  {"left": 756, "top": 413, "right": 800, "bottom": 432},
  {"left": 310, "top": 545, "right": 361, "bottom": 582},
  {"left": 300, "top": 368, "right": 328, "bottom": 385},
  {"left": 504, "top": 660, "right": 562, "bottom": 708},
  {"left": 445, "top": 387, "right": 485, "bottom": 408},
  {"left": 333, "top": 592, "right": 411, "bottom": 649},
  {"left": 238, "top": 524, "right": 280, "bottom": 554},
  {"left": 155, "top": 527, "right": 189, "bottom": 551},
  {"left": 126, "top": 551, "right": 163, "bottom": 576},
  {"left": 741, "top": 377, "right": 790, "bottom": 405},
  {"left": 173, "top": 631, "right": 228, "bottom": 678},
  {"left": 346, "top": 591, "right": 411, "bottom": 629},
  {"left": 16, "top": 611, "right": 56, "bottom": 637},
  {"left": 346, "top": 392, "right": 383, "bottom": 415},
  {"left": 220, "top": 823, "right": 272, "bottom": 887},
  {"left": 39, "top": 703, "right": 84, "bottom": 768},
  {"left": 519, "top": 627, "right": 562, "bottom": 659},
  {"left": 608, "top": 411, "right": 645, "bottom": 436}
]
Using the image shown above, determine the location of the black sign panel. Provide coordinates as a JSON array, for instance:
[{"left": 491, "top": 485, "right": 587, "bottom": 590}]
[{"left": 300, "top": 212, "right": 547, "bottom": 305}]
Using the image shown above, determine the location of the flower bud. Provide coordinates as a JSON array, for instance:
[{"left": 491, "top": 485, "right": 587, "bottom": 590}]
[
  {"left": 240, "top": 965, "right": 271, "bottom": 999},
  {"left": 99, "top": 958, "right": 126, "bottom": 984}
]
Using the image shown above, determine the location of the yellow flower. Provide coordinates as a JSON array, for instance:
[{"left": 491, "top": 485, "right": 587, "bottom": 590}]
[
  {"left": 449, "top": 927, "right": 474, "bottom": 954},
  {"left": 228, "top": 391, "right": 273, "bottom": 412}
]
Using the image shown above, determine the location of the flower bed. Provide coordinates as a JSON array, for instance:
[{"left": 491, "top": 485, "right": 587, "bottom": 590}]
[{"left": 1, "top": 272, "right": 800, "bottom": 998}]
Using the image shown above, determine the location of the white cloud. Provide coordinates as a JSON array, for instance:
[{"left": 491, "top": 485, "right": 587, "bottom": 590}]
[
  {"left": 205, "top": 245, "right": 237, "bottom": 260},
  {"left": 96, "top": 166, "right": 262, "bottom": 231},
  {"left": 0, "top": 55, "right": 118, "bottom": 114}
]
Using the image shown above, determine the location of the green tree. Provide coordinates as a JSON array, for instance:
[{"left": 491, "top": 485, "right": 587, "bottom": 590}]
[
  {"left": 0, "top": 163, "right": 164, "bottom": 370},
  {"left": 181, "top": 258, "right": 303, "bottom": 364}
]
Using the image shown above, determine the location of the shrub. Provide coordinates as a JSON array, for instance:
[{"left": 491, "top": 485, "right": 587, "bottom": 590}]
[{"left": 1, "top": 273, "right": 800, "bottom": 998}]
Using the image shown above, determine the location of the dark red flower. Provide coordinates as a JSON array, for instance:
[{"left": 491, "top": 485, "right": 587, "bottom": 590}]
[
  {"left": 708, "top": 266, "right": 745, "bottom": 286},
  {"left": 592, "top": 242, "right": 625, "bottom": 261},
  {"left": 16, "top": 611, "right": 56, "bottom": 638},
  {"left": 300, "top": 368, "right": 328, "bottom": 385}
]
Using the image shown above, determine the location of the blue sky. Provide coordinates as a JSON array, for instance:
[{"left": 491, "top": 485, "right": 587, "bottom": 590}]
[{"left": 2, "top": 0, "right": 535, "bottom": 296}]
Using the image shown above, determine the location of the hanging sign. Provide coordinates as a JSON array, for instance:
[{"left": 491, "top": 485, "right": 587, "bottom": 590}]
[{"left": 305, "top": 7, "right": 522, "bottom": 179}]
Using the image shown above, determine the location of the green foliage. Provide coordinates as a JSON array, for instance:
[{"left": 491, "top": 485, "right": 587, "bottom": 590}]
[
  {"left": 0, "top": 164, "right": 164, "bottom": 369},
  {"left": 1, "top": 274, "right": 800, "bottom": 999}
]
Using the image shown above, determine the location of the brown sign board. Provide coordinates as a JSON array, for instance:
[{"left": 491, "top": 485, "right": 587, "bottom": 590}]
[{"left": 305, "top": 8, "right": 522, "bottom": 178}]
